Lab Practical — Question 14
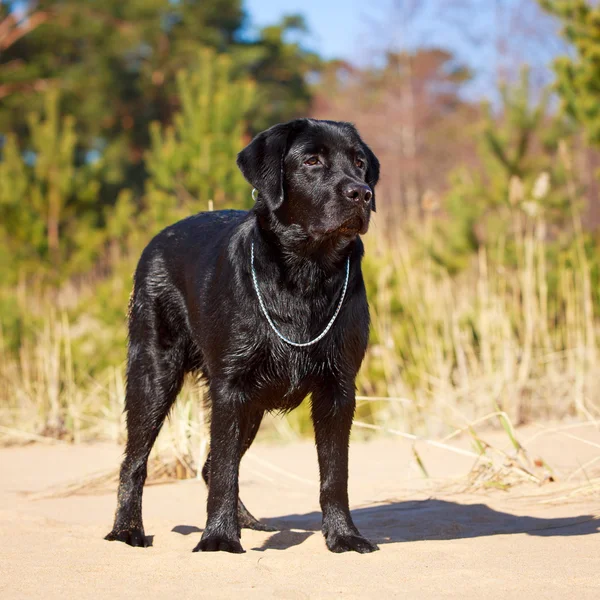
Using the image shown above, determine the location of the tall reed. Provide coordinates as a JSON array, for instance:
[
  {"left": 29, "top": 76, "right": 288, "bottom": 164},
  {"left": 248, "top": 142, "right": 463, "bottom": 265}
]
[{"left": 1, "top": 185, "right": 599, "bottom": 476}]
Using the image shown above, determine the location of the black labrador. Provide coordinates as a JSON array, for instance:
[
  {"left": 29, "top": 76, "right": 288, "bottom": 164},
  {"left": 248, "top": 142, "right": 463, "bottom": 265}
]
[{"left": 105, "top": 118, "right": 380, "bottom": 554}]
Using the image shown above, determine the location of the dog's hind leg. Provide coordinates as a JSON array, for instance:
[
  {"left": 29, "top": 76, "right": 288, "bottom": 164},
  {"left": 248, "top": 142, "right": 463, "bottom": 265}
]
[
  {"left": 105, "top": 304, "right": 186, "bottom": 548},
  {"left": 235, "top": 410, "right": 277, "bottom": 531},
  {"left": 201, "top": 410, "right": 276, "bottom": 532}
]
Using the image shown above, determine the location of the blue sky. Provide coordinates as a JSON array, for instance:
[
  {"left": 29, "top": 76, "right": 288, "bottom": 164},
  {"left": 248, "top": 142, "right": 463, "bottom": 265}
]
[
  {"left": 243, "top": 0, "right": 564, "bottom": 100},
  {"left": 243, "top": 0, "right": 482, "bottom": 62},
  {"left": 244, "top": 0, "right": 383, "bottom": 62}
]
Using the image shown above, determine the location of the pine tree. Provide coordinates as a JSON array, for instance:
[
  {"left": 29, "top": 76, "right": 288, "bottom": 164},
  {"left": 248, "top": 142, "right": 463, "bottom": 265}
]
[
  {"left": 435, "top": 67, "right": 572, "bottom": 272},
  {"left": 144, "top": 48, "right": 257, "bottom": 222},
  {"left": 539, "top": 1, "right": 600, "bottom": 145},
  {"left": 0, "top": 90, "right": 104, "bottom": 283},
  {"left": 1, "top": 2, "right": 317, "bottom": 202}
]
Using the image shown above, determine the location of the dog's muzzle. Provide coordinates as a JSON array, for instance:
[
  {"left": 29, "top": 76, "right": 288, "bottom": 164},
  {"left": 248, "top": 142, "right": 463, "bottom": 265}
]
[{"left": 345, "top": 184, "right": 372, "bottom": 205}]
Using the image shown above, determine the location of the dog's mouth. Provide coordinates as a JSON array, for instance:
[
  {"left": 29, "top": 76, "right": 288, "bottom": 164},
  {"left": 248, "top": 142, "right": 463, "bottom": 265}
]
[
  {"left": 310, "top": 215, "right": 368, "bottom": 239},
  {"left": 337, "top": 215, "right": 365, "bottom": 236}
]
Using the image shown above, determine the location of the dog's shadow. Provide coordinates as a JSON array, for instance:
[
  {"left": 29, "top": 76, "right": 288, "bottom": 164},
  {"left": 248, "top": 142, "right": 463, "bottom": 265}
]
[{"left": 172, "top": 499, "right": 600, "bottom": 551}]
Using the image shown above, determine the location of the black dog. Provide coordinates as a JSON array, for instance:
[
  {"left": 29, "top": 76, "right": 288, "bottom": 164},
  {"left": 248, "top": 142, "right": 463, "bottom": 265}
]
[{"left": 105, "top": 118, "right": 380, "bottom": 554}]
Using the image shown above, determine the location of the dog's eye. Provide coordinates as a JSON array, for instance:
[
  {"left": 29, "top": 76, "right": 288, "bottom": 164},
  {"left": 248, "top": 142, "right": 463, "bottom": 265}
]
[
  {"left": 304, "top": 156, "right": 320, "bottom": 166},
  {"left": 355, "top": 158, "right": 365, "bottom": 169}
]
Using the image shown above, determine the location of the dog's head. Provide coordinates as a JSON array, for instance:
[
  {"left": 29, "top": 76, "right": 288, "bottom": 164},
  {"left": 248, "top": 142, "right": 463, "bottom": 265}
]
[{"left": 237, "top": 119, "right": 380, "bottom": 242}]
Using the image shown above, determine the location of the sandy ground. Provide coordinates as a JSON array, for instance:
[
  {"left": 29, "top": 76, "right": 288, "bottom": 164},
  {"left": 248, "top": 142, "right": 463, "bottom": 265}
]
[{"left": 1, "top": 423, "right": 600, "bottom": 599}]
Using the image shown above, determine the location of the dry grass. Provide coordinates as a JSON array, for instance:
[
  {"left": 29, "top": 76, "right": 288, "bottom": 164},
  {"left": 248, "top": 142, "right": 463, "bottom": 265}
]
[
  {"left": 360, "top": 205, "right": 600, "bottom": 436},
  {"left": 1, "top": 187, "right": 600, "bottom": 488}
]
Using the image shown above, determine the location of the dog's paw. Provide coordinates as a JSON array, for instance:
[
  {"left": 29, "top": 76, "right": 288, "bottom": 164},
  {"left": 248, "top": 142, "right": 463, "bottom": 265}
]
[
  {"left": 105, "top": 528, "right": 149, "bottom": 548},
  {"left": 193, "top": 535, "right": 245, "bottom": 553},
  {"left": 326, "top": 533, "right": 379, "bottom": 554}
]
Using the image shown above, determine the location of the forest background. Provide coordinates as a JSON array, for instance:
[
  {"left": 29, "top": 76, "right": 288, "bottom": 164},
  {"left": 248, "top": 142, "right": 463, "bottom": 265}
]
[{"left": 2, "top": 0, "right": 600, "bottom": 474}]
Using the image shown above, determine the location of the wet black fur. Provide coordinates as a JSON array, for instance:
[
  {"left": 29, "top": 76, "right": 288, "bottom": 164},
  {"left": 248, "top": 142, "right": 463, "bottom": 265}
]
[{"left": 105, "top": 118, "right": 381, "bottom": 554}]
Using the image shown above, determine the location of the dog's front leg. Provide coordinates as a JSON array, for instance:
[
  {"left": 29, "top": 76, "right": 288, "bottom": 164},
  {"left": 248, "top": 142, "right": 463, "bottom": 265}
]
[
  {"left": 193, "top": 381, "right": 246, "bottom": 554},
  {"left": 311, "top": 387, "right": 379, "bottom": 554}
]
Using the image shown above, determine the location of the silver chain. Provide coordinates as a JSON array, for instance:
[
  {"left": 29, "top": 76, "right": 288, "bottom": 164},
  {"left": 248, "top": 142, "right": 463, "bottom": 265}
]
[{"left": 250, "top": 241, "right": 350, "bottom": 347}]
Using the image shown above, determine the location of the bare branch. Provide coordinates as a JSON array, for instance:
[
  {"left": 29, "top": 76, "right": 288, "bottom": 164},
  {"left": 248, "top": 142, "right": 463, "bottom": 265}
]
[{"left": 0, "top": 11, "right": 51, "bottom": 51}]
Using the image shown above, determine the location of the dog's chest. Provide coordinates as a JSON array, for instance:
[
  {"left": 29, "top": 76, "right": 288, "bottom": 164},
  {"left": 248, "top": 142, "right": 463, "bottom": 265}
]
[{"left": 225, "top": 334, "right": 335, "bottom": 410}]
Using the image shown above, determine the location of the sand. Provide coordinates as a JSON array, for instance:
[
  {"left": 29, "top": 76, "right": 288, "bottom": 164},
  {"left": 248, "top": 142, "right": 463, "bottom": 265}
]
[{"left": 1, "top": 423, "right": 599, "bottom": 599}]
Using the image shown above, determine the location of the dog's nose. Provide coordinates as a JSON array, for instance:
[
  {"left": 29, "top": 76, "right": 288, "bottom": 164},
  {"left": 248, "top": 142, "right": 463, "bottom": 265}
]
[{"left": 345, "top": 184, "right": 372, "bottom": 205}]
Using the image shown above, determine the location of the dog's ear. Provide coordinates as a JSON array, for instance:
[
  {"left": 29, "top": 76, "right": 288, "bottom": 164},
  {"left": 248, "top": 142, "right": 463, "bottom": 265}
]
[
  {"left": 361, "top": 141, "right": 380, "bottom": 212},
  {"left": 237, "top": 122, "right": 294, "bottom": 212}
]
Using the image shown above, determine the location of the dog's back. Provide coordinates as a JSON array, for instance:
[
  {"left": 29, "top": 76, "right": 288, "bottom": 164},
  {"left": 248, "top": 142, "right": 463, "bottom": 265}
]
[{"left": 134, "top": 209, "right": 248, "bottom": 293}]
